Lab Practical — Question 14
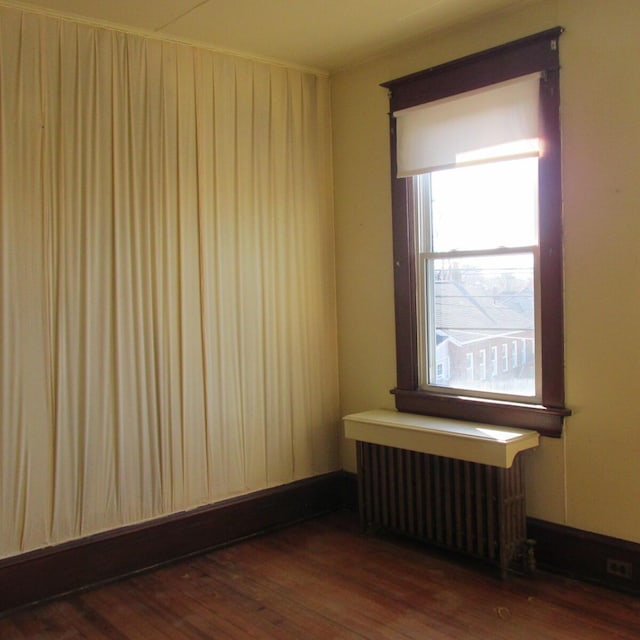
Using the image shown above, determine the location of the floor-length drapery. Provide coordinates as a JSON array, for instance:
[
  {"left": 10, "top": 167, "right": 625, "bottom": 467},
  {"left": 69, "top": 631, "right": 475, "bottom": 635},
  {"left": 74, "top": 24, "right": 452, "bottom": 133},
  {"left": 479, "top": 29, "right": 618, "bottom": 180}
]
[{"left": 0, "top": 5, "right": 339, "bottom": 559}]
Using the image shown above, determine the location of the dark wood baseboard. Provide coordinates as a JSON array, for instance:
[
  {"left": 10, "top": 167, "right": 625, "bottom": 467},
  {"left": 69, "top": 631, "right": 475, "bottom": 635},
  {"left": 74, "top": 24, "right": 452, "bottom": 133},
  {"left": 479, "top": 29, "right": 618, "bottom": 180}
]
[
  {"left": 3, "top": 471, "right": 637, "bottom": 615},
  {"left": 0, "top": 471, "right": 349, "bottom": 614},
  {"left": 343, "top": 470, "right": 640, "bottom": 594},
  {"left": 528, "top": 517, "right": 640, "bottom": 595}
]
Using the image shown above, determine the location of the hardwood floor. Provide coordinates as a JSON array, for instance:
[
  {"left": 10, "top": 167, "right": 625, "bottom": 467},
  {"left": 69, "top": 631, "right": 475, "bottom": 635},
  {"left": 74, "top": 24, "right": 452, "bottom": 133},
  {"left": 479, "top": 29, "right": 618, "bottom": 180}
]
[{"left": 1, "top": 511, "right": 639, "bottom": 639}]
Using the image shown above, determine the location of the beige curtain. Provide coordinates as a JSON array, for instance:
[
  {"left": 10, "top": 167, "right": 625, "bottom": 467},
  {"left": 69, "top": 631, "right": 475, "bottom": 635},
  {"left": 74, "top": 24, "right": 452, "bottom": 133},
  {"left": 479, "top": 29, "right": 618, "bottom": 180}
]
[{"left": 0, "top": 5, "right": 339, "bottom": 559}]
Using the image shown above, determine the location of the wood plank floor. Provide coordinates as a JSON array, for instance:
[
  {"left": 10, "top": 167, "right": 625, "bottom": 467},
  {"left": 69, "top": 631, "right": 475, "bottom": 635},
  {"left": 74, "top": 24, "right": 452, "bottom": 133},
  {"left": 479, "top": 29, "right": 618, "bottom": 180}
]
[{"left": 1, "top": 511, "right": 639, "bottom": 639}]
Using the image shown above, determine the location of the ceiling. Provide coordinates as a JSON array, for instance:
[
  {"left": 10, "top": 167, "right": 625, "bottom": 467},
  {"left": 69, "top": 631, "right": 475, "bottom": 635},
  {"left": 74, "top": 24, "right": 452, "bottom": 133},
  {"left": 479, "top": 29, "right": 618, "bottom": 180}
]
[{"left": 11, "top": 0, "right": 534, "bottom": 72}]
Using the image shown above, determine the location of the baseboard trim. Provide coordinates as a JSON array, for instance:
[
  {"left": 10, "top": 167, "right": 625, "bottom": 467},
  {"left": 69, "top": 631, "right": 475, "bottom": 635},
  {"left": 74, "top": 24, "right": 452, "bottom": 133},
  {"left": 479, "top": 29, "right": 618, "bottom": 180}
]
[
  {"left": 528, "top": 517, "right": 640, "bottom": 595},
  {"left": 0, "top": 471, "right": 348, "bottom": 614},
  {"left": 344, "top": 470, "right": 640, "bottom": 593},
  {"left": 4, "top": 472, "right": 637, "bottom": 614}
]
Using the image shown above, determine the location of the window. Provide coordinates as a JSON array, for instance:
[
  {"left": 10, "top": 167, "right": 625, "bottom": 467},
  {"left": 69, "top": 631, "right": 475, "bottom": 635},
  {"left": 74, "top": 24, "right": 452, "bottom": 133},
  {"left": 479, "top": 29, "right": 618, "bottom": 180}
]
[
  {"left": 465, "top": 352, "right": 474, "bottom": 380},
  {"left": 415, "top": 148, "right": 538, "bottom": 398},
  {"left": 435, "top": 358, "right": 450, "bottom": 384},
  {"left": 478, "top": 349, "right": 487, "bottom": 381},
  {"left": 491, "top": 347, "right": 498, "bottom": 378},
  {"left": 382, "top": 29, "right": 570, "bottom": 435}
]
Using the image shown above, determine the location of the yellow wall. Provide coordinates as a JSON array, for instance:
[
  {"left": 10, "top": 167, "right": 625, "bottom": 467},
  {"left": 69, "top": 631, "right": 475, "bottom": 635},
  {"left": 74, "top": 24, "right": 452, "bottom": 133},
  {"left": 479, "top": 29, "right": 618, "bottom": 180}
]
[{"left": 332, "top": 0, "right": 640, "bottom": 543}]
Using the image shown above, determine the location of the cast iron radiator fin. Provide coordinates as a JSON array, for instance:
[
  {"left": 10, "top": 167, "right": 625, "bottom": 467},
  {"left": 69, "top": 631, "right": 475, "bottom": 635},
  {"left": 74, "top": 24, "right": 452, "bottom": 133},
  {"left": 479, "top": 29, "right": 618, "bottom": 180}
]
[{"left": 356, "top": 441, "right": 533, "bottom": 576}]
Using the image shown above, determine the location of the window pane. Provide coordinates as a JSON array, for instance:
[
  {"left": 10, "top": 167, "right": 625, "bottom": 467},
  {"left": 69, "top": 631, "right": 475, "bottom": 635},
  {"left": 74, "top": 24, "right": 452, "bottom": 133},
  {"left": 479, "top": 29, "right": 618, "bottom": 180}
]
[
  {"left": 427, "top": 253, "right": 535, "bottom": 397},
  {"left": 428, "top": 157, "right": 538, "bottom": 252}
]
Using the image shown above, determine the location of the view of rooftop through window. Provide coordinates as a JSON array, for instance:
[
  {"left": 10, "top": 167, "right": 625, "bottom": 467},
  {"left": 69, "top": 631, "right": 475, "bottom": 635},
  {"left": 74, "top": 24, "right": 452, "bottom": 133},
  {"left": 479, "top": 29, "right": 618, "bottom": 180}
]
[{"left": 416, "top": 155, "right": 539, "bottom": 399}]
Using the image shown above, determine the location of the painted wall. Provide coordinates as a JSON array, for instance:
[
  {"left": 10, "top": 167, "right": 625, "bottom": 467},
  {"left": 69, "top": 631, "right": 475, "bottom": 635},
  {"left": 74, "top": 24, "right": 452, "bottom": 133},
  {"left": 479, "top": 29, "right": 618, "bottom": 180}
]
[{"left": 332, "top": 0, "right": 640, "bottom": 543}]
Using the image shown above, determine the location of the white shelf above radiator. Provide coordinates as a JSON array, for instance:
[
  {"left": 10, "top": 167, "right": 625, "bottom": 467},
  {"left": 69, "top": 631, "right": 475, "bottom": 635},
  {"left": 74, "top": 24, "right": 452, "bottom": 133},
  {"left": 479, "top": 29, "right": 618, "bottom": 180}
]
[{"left": 343, "top": 409, "right": 539, "bottom": 468}]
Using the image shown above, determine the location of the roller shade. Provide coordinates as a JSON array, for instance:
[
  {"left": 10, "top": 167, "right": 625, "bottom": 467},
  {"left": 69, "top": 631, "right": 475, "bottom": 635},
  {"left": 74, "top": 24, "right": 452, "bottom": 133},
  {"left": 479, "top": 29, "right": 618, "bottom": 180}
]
[{"left": 394, "top": 72, "right": 542, "bottom": 177}]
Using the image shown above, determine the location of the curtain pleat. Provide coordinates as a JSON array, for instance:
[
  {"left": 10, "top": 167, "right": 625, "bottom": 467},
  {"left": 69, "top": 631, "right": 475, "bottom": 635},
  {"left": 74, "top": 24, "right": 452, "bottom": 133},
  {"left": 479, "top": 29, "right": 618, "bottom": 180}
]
[{"left": 0, "top": 6, "right": 339, "bottom": 559}]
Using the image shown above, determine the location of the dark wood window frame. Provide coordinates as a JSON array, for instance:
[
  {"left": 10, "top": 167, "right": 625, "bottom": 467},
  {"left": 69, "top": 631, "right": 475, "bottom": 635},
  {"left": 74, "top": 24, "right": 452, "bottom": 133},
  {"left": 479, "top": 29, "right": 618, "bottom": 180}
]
[{"left": 382, "top": 28, "right": 570, "bottom": 437}]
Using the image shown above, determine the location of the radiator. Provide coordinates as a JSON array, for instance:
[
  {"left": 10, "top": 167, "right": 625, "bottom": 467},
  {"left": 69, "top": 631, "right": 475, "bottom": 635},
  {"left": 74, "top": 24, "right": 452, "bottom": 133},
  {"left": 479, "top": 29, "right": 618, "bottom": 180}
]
[{"left": 356, "top": 442, "right": 534, "bottom": 576}]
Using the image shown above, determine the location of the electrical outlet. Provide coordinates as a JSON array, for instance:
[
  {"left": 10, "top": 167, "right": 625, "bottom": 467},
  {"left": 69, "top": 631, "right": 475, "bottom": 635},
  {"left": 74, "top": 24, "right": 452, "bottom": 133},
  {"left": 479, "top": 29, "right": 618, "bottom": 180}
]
[{"left": 606, "top": 558, "right": 633, "bottom": 580}]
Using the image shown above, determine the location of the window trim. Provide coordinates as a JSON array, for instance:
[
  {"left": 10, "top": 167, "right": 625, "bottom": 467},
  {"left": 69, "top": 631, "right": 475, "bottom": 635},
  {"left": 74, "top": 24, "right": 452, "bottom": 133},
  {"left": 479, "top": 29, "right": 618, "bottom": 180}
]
[{"left": 382, "top": 28, "right": 570, "bottom": 436}]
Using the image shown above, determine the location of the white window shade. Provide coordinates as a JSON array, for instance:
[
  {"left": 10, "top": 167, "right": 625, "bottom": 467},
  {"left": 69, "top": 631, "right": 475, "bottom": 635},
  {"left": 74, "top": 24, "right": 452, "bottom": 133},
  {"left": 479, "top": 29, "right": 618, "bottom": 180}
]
[{"left": 394, "top": 73, "right": 542, "bottom": 177}]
